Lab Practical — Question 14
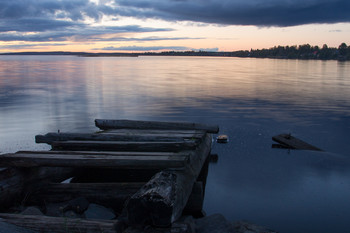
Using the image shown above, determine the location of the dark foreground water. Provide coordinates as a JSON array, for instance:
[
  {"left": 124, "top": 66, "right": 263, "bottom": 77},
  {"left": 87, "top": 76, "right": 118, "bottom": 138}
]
[{"left": 1, "top": 55, "right": 350, "bottom": 232}]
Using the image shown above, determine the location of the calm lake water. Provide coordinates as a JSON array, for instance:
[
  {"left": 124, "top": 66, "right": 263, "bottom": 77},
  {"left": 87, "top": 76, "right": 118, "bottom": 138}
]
[{"left": 1, "top": 55, "right": 350, "bottom": 232}]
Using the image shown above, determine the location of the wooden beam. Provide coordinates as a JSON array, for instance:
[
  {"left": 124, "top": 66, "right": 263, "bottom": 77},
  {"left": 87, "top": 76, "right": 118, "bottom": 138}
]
[
  {"left": 0, "top": 213, "right": 116, "bottom": 233},
  {"left": 17, "top": 150, "right": 188, "bottom": 157},
  {"left": 101, "top": 129, "right": 205, "bottom": 137},
  {"left": 0, "top": 152, "right": 189, "bottom": 169},
  {"left": 95, "top": 119, "right": 219, "bottom": 134},
  {"left": 51, "top": 140, "right": 198, "bottom": 152},
  {"left": 272, "top": 134, "right": 323, "bottom": 151},
  {"left": 35, "top": 132, "right": 201, "bottom": 144},
  {"left": 125, "top": 133, "right": 212, "bottom": 227}
]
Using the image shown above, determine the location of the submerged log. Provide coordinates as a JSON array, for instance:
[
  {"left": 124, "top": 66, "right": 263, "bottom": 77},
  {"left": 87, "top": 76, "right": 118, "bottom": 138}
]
[
  {"left": 95, "top": 119, "right": 219, "bottom": 134},
  {"left": 0, "top": 152, "right": 189, "bottom": 169},
  {"left": 272, "top": 134, "right": 323, "bottom": 151},
  {"left": 51, "top": 140, "right": 197, "bottom": 152},
  {"left": 125, "top": 133, "right": 212, "bottom": 227},
  {"left": 0, "top": 213, "right": 116, "bottom": 233}
]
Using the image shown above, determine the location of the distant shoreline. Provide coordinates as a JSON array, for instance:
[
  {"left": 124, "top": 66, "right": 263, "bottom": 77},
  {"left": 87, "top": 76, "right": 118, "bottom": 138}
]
[{"left": 1, "top": 43, "right": 349, "bottom": 61}]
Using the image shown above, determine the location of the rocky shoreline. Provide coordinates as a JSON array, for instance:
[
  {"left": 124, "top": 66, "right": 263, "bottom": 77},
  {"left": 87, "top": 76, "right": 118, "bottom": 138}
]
[{"left": 1, "top": 201, "right": 278, "bottom": 233}]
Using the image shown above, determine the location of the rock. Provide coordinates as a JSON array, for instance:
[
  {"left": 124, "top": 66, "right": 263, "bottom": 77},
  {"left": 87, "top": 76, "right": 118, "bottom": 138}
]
[
  {"left": 20, "top": 207, "right": 43, "bottom": 216},
  {"left": 63, "top": 210, "right": 85, "bottom": 219},
  {"left": 234, "top": 221, "right": 278, "bottom": 233},
  {"left": 172, "top": 216, "right": 196, "bottom": 233},
  {"left": 0, "top": 221, "right": 37, "bottom": 233},
  {"left": 85, "top": 203, "right": 115, "bottom": 220},
  {"left": 45, "top": 202, "right": 68, "bottom": 217},
  {"left": 62, "top": 197, "right": 90, "bottom": 214},
  {"left": 195, "top": 214, "right": 235, "bottom": 233},
  {"left": 216, "top": 135, "right": 228, "bottom": 143}
]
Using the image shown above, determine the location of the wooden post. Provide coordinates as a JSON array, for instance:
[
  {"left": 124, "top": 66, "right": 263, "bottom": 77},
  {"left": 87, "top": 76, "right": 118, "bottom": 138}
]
[
  {"left": 125, "top": 133, "right": 212, "bottom": 227},
  {"left": 95, "top": 119, "right": 219, "bottom": 134}
]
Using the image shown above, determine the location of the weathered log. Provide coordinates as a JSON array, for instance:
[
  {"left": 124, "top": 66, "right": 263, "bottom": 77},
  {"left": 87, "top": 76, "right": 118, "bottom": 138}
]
[
  {"left": 0, "top": 152, "right": 189, "bottom": 169},
  {"left": 95, "top": 119, "right": 219, "bottom": 134},
  {"left": 0, "top": 213, "right": 116, "bottom": 233},
  {"left": 272, "top": 134, "right": 323, "bottom": 151},
  {"left": 125, "top": 133, "right": 212, "bottom": 227},
  {"left": 36, "top": 131, "right": 204, "bottom": 144},
  {"left": 51, "top": 140, "right": 198, "bottom": 152}
]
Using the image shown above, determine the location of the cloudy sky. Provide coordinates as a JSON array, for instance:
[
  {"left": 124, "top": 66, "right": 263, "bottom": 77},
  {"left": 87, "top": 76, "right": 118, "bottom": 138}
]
[{"left": 0, "top": 0, "right": 349, "bottom": 52}]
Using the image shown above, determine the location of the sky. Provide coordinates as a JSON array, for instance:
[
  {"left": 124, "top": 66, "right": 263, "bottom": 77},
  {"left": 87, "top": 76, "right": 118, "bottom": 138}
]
[{"left": 0, "top": 0, "right": 350, "bottom": 53}]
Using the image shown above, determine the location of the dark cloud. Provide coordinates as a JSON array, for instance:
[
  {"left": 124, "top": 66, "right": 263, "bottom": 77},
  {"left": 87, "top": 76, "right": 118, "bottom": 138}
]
[
  {"left": 0, "top": 18, "right": 79, "bottom": 33},
  {"left": 0, "top": 0, "right": 171, "bottom": 43},
  {"left": 98, "top": 45, "right": 191, "bottom": 51},
  {"left": 0, "top": 23, "right": 172, "bottom": 42},
  {"left": 1, "top": 0, "right": 349, "bottom": 45},
  {"left": 114, "top": 0, "right": 350, "bottom": 27},
  {"left": 0, "top": 0, "right": 104, "bottom": 21}
]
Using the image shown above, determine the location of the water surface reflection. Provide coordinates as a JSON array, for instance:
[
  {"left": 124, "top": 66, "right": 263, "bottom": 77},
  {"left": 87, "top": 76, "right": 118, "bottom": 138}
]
[{"left": 0, "top": 56, "right": 350, "bottom": 232}]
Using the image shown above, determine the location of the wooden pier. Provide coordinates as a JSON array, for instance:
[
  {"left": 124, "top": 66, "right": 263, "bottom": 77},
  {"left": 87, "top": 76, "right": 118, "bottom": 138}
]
[{"left": 0, "top": 119, "right": 218, "bottom": 232}]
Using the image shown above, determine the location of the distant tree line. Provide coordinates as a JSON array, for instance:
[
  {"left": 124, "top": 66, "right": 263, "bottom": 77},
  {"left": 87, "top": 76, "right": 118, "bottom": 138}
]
[
  {"left": 231, "top": 43, "right": 350, "bottom": 61},
  {"left": 2, "top": 43, "right": 349, "bottom": 61}
]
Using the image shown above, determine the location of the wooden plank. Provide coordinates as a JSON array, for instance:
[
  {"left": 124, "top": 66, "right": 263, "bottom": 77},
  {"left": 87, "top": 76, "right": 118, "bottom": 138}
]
[
  {"left": 272, "top": 134, "right": 323, "bottom": 151},
  {"left": 0, "top": 152, "right": 189, "bottom": 169},
  {"left": 17, "top": 150, "right": 188, "bottom": 157},
  {"left": 125, "top": 133, "right": 212, "bottom": 227},
  {"left": 51, "top": 140, "right": 198, "bottom": 152},
  {"left": 101, "top": 129, "right": 205, "bottom": 136},
  {"left": 35, "top": 132, "right": 201, "bottom": 144},
  {"left": 95, "top": 119, "right": 219, "bottom": 133},
  {"left": 0, "top": 213, "right": 116, "bottom": 233}
]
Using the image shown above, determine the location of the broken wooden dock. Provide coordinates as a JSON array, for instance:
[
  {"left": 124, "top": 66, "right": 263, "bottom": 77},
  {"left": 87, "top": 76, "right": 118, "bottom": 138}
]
[
  {"left": 272, "top": 133, "right": 323, "bottom": 151},
  {"left": 0, "top": 119, "right": 218, "bottom": 232}
]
